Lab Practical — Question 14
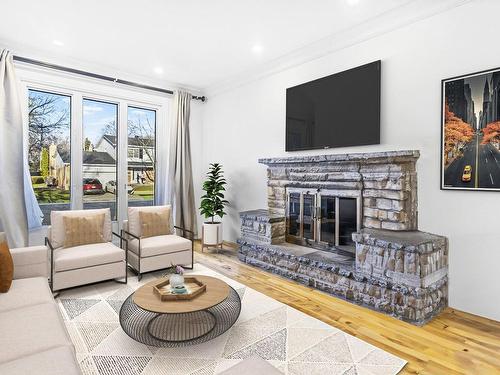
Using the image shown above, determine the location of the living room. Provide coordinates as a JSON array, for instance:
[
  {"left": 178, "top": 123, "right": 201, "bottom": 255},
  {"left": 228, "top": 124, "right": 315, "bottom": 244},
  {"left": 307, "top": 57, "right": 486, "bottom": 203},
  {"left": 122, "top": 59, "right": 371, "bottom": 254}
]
[{"left": 0, "top": 1, "right": 499, "bottom": 374}]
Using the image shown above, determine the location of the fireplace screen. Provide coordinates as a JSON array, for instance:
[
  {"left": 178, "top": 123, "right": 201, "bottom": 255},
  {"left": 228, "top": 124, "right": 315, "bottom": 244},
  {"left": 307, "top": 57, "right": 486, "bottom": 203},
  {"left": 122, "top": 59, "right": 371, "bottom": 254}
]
[{"left": 286, "top": 188, "right": 361, "bottom": 252}]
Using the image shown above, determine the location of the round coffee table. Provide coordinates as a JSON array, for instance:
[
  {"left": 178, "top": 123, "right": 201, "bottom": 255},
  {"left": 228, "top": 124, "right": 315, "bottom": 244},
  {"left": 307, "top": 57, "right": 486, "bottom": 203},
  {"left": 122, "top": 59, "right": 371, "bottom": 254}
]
[{"left": 119, "top": 275, "right": 241, "bottom": 347}]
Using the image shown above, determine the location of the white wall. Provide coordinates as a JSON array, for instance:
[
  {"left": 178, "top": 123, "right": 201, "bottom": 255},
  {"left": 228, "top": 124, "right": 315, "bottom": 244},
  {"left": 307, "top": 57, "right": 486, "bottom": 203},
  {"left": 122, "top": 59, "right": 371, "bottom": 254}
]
[{"left": 200, "top": 0, "right": 500, "bottom": 321}]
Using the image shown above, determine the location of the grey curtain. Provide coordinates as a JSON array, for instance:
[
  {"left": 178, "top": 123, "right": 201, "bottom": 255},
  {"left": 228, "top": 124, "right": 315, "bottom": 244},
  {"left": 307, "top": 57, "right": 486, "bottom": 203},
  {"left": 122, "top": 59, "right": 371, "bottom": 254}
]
[
  {"left": 168, "top": 90, "right": 197, "bottom": 236},
  {"left": 0, "top": 50, "right": 29, "bottom": 247}
]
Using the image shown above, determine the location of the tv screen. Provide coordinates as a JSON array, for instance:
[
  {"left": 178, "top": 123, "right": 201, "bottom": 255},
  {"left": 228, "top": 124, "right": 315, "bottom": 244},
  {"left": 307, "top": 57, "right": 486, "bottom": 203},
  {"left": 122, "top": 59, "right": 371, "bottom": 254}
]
[{"left": 286, "top": 60, "right": 381, "bottom": 151}]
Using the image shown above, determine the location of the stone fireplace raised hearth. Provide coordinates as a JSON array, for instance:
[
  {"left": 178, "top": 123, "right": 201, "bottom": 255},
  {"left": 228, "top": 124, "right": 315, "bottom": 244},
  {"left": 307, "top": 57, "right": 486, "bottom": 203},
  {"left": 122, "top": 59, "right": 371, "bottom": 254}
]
[{"left": 237, "top": 150, "right": 448, "bottom": 325}]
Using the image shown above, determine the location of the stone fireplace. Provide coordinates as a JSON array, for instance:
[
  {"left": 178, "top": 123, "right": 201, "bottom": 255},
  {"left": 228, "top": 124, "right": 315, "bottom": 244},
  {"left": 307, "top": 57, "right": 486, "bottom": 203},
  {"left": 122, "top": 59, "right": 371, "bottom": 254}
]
[{"left": 238, "top": 150, "right": 448, "bottom": 325}]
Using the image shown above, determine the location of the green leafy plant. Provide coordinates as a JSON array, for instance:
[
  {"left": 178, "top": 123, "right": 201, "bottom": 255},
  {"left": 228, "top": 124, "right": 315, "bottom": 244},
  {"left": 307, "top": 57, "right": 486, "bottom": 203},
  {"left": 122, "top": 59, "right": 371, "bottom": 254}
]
[{"left": 200, "top": 163, "right": 228, "bottom": 223}]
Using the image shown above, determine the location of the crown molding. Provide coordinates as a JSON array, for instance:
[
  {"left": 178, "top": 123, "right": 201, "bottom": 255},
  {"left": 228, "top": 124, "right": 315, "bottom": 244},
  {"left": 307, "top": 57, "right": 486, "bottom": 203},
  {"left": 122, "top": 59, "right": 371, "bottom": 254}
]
[{"left": 205, "top": 0, "right": 472, "bottom": 98}]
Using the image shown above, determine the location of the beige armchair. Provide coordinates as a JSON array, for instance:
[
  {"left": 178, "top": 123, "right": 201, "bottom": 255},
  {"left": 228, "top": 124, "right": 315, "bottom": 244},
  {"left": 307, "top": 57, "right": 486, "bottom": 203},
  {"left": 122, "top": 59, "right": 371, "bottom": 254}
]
[
  {"left": 122, "top": 205, "right": 193, "bottom": 280},
  {"left": 45, "top": 208, "right": 127, "bottom": 292}
]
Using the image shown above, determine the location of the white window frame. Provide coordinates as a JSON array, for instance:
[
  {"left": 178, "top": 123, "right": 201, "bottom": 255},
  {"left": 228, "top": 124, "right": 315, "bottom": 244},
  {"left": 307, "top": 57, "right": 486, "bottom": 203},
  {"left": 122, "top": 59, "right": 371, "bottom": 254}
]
[{"left": 18, "top": 65, "right": 169, "bottom": 229}]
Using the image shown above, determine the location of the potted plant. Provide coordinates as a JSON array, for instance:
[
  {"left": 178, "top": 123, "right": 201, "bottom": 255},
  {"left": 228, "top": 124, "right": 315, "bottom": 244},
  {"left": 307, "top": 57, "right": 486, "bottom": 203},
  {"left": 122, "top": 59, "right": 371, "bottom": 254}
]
[{"left": 200, "top": 163, "right": 228, "bottom": 248}]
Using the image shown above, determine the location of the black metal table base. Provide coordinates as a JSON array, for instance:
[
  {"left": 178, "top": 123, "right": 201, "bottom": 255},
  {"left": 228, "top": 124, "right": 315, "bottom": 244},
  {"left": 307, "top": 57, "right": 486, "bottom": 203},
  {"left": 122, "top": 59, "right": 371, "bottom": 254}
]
[{"left": 119, "top": 286, "right": 241, "bottom": 347}]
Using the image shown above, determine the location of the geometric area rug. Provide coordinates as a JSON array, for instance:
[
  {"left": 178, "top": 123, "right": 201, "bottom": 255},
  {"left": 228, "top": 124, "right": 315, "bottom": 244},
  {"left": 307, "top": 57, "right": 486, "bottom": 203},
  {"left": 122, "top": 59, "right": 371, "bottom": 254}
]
[{"left": 56, "top": 264, "right": 407, "bottom": 374}]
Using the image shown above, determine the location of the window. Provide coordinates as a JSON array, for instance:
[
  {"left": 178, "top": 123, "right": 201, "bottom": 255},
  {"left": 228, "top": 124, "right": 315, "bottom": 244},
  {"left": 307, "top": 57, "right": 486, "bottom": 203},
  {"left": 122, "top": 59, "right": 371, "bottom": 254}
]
[
  {"left": 28, "top": 89, "right": 71, "bottom": 225},
  {"left": 82, "top": 99, "right": 118, "bottom": 220},
  {"left": 24, "top": 77, "right": 164, "bottom": 230},
  {"left": 127, "top": 106, "right": 156, "bottom": 208}
]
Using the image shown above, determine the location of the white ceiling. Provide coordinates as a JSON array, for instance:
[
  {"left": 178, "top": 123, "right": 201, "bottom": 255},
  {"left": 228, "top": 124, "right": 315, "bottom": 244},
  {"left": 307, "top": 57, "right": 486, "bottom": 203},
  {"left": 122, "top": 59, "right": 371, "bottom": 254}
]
[{"left": 0, "top": 0, "right": 467, "bottom": 93}]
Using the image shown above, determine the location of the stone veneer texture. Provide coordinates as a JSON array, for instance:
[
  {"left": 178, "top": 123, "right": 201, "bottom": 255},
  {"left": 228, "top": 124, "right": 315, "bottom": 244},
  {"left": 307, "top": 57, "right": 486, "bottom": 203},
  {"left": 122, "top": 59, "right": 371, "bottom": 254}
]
[{"left": 238, "top": 150, "right": 448, "bottom": 325}]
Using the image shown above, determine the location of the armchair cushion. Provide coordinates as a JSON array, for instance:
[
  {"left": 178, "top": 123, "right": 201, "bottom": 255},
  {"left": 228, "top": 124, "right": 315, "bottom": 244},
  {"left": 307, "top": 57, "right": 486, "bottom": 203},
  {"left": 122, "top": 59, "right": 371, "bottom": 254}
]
[
  {"left": 139, "top": 210, "right": 170, "bottom": 238},
  {"left": 128, "top": 205, "right": 172, "bottom": 237},
  {"left": 50, "top": 208, "right": 112, "bottom": 249},
  {"left": 54, "top": 242, "right": 124, "bottom": 272},
  {"left": 63, "top": 213, "right": 105, "bottom": 247},
  {"left": 129, "top": 234, "right": 191, "bottom": 257}
]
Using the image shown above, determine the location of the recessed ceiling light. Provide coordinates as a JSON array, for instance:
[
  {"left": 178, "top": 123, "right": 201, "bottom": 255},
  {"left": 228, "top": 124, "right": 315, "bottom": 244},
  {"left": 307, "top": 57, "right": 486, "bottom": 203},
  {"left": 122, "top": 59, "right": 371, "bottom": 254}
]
[
  {"left": 154, "top": 67, "right": 163, "bottom": 74},
  {"left": 252, "top": 44, "right": 263, "bottom": 54},
  {"left": 52, "top": 40, "right": 64, "bottom": 46}
]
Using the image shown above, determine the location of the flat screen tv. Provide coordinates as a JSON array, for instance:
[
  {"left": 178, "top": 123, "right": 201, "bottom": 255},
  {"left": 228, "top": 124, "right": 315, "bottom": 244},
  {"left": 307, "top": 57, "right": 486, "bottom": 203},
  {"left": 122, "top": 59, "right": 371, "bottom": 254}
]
[{"left": 286, "top": 60, "right": 381, "bottom": 151}]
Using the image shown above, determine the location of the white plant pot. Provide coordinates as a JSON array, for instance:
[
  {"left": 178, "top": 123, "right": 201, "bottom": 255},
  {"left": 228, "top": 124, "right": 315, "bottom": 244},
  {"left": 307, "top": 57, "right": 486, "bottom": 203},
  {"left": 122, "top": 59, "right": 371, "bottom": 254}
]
[
  {"left": 169, "top": 274, "right": 185, "bottom": 288},
  {"left": 202, "top": 222, "right": 223, "bottom": 246}
]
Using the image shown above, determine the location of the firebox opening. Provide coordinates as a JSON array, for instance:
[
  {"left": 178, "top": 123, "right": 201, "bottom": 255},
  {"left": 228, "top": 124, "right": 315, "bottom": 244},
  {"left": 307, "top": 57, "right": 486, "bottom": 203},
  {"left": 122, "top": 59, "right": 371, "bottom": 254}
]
[{"left": 286, "top": 188, "right": 361, "bottom": 254}]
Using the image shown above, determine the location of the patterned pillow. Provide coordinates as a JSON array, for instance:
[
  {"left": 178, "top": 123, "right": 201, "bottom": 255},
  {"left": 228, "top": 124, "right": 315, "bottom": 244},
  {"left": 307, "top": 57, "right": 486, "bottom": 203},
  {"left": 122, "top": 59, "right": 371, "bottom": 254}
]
[
  {"left": 139, "top": 209, "right": 170, "bottom": 238},
  {"left": 63, "top": 213, "right": 106, "bottom": 248},
  {"left": 0, "top": 240, "right": 14, "bottom": 293}
]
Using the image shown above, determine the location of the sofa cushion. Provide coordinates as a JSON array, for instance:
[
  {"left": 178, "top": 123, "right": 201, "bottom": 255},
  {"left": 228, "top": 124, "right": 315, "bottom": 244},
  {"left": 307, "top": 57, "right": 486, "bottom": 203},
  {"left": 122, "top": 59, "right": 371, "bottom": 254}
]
[
  {"left": 128, "top": 205, "right": 172, "bottom": 237},
  {"left": 0, "top": 346, "right": 80, "bottom": 375},
  {"left": 63, "top": 213, "right": 106, "bottom": 248},
  {"left": 0, "top": 303, "right": 73, "bottom": 364},
  {"left": 10, "top": 245, "right": 47, "bottom": 268},
  {"left": 129, "top": 234, "right": 191, "bottom": 257},
  {"left": 0, "top": 277, "right": 53, "bottom": 313},
  {"left": 0, "top": 240, "right": 14, "bottom": 293},
  {"left": 54, "top": 242, "right": 124, "bottom": 272},
  {"left": 50, "top": 208, "right": 112, "bottom": 249}
]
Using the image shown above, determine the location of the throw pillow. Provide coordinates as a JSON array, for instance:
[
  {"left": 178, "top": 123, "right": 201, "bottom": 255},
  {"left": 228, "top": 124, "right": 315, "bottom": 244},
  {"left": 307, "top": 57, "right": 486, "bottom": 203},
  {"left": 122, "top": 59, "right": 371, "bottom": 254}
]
[
  {"left": 0, "top": 240, "right": 14, "bottom": 293},
  {"left": 139, "top": 210, "right": 170, "bottom": 238},
  {"left": 63, "top": 213, "right": 106, "bottom": 248}
]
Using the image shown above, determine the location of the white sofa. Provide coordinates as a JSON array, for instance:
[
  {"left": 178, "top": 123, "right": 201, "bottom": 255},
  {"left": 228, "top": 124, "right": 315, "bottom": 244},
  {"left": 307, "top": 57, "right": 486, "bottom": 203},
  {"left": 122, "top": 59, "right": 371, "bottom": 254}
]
[
  {"left": 46, "top": 208, "right": 127, "bottom": 292},
  {"left": 122, "top": 205, "right": 194, "bottom": 280},
  {"left": 0, "top": 234, "right": 81, "bottom": 375}
]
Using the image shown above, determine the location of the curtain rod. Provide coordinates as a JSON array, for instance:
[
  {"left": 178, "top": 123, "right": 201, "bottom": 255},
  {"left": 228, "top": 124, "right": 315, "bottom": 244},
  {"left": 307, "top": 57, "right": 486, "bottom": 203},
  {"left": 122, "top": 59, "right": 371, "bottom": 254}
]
[{"left": 13, "top": 55, "right": 206, "bottom": 102}]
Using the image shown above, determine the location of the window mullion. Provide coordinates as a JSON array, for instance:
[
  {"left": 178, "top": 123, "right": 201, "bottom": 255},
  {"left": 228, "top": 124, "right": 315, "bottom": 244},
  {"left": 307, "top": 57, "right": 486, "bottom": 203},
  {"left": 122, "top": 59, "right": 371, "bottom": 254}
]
[
  {"left": 117, "top": 101, "right": 128, "bottom": 227},
  {"left": 71, "top": 92, "right": 83, "bottom": 210}
]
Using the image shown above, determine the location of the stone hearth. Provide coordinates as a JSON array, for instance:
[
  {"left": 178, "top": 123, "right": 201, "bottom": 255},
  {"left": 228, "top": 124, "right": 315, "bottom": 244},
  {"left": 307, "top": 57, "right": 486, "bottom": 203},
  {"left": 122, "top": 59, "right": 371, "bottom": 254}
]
[{"left": 238, "top": 150, "right": 448, "bottom": 325}]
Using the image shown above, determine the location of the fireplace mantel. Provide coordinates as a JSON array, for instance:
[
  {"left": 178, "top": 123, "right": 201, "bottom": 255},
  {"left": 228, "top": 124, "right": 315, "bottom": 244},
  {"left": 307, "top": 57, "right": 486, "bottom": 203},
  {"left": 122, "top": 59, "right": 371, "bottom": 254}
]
[
  {"left": 258, "top": 149, "right": 420, "bottom": 165},
  {"left": 238, "top": 150, "right": 448, "bottom": 325}
]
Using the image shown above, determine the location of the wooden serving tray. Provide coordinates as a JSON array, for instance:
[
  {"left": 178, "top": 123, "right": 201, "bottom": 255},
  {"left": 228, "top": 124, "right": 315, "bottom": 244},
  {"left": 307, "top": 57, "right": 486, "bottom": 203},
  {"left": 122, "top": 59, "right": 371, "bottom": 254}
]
[{"left": 153, "top": 277, "right": 207, "bottom": 301}]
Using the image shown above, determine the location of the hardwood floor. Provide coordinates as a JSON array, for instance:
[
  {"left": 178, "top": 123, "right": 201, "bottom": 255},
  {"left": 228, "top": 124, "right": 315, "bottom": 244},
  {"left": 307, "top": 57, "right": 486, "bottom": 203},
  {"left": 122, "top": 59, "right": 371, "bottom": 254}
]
[{"left": 194, "top": 242, "right": 500, "bottom": 375}]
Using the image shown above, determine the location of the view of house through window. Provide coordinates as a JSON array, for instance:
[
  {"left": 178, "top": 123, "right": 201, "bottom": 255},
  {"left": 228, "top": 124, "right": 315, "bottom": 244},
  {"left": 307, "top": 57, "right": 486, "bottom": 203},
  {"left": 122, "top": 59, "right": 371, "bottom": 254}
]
[
  {"left": 28, "top": 89, "right": 71, "bottom": 225},
  {"left": 127, "top": 106, "right": 156, "bottom": 208},
  {"left": 26, "top": 88, "right": 158, "bottom": 226},
  {"left": 82, "top": 99, "right": 118, "bottom": 220}
]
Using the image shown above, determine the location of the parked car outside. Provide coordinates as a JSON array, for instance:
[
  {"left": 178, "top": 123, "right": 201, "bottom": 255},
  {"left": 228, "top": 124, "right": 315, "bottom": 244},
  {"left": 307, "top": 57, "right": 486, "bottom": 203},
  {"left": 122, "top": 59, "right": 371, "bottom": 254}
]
[
  {"left": 105, "top": 180, "right": 134, "bottom": 194},
  {"left": 83, "top": 178, "right": 105, "bottom": 195}
]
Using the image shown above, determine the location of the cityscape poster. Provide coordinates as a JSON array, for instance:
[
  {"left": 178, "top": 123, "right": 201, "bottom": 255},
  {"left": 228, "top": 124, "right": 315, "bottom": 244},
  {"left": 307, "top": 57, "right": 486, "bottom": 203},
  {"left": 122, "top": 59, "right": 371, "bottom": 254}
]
[{"left": 442, "top": 67, "right": 500, "bottom": 191}]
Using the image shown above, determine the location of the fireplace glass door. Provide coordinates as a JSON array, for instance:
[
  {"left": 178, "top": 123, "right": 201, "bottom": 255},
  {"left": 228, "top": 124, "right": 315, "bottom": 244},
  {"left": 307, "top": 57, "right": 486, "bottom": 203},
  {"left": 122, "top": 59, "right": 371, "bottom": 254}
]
[
  {"left": 319, "top": 195, "right": 336, "bottom": 245},
  {"left": 286, "top": 188, "right": 360, "bottom": 252},
  {"left": 288, "top": 192, "right": 301, "bottom": 236},
  {"left": 302, "top": 192, "right": 316, "bottom": 240},
  {"left": 339, "top": 198, "right": 357, "bottom": 246}
]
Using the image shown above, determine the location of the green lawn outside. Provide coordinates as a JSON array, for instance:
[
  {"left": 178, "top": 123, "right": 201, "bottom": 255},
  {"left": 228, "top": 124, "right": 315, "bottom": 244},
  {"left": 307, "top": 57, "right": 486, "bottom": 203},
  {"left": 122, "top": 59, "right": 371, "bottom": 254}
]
[
  {"left": 34, "top": 187, "right": 70, "bottom": 203},
  {"left": 131, "top": 183, "right": 154, "bottom": 196}
]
